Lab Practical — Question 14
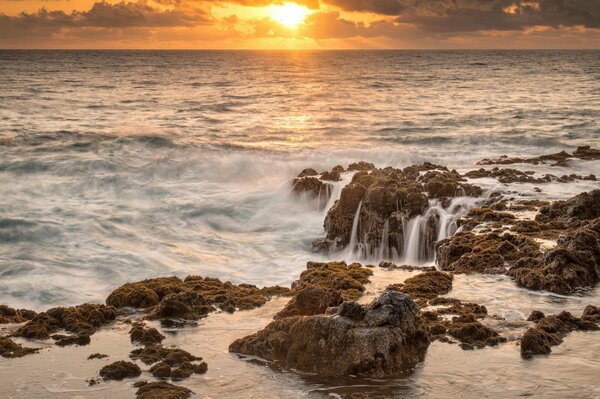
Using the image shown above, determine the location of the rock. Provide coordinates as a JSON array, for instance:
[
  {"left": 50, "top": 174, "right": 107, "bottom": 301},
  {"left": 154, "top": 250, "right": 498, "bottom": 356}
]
[
  {"left": 297, "top": 168, "right": 318, "bottom": 177},
  {"left": 14, "top": 303, "right": 118, "bottom": 340},
  {"left": 291, "top": 261, "right": 372, "bottom": 301},
  {"left": 0, "top": 305, "right": 37, "bottom": 324},
  {"left": 582, "top": 305, "right": 600, "bottom": 323},
  {"left": 476, "top": 151, "right": 572, "bottom": 166},
  {"left": 347, "top": 161, "right": 375, "bottom": 171},
  {"left": 130, "top": 323, "right": 165, "bottom": 345},
  {"left": 508, "top": 219, "right": 600, "bottom": 294},
  {"left": 527, "top": 310, "right": 545, "bottom": 322},
  {"left": 88, "top": 353, "right": 109, "bottom": 360},
  {"left": 0, "top": 337, "right": 39, "bottom": 358},
  {"left": 399, "top": 271, "right": 453, "bottom": 301},
  {"left": 436, "top": 232, "right": 539, "bottom": 274},
  {"left": 292, "top": 177, "right": 332, "bottom": 210},
  {"left": 273, "top": 285, "right": 342, "bottom": 319},
  {"left": 320, "top": 170, "right": 341, "bottom": 181},
  {"left": 573, "top": 145, "right": 600, "bottom": 160},
  {"left": 106, "top": 276, "right": 290, "bottom": 323},
  {"left": 229, "top": 291, "right": 429, "bottom": 378},
  {"left": 536, "top": 190, "right": 600, "bottom": 227},
  {"left": 150, "top": 362, "right": 172, "bottom": 378},
  {"left": 131, "top": 345, "right": 207, "bottom": 381},
  {"left": 145, "top": 291, "right": 212, "bottom": 322},
  {"left": 135, "top": 381, "right": 192, "bottom": 399},
  {"left": 418, "top": 170, "right": 482, "bottom": 198},
  {"left": 99, "top": 360, "right": 142, "bottom": 380},
  {"left": 520, "top": 311, "right": 599, "bottom": 358},
  {"left": 322, "top": 167, "right": 429, "bottom": 257},
  {"left": 52, "top": 333, "right": 91, "bottom": 346}
]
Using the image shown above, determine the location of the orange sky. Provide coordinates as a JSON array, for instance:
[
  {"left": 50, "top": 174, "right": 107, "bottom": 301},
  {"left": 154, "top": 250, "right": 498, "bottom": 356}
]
[{"left": 1, "top": 0, "right": 599, "bottom": 49}]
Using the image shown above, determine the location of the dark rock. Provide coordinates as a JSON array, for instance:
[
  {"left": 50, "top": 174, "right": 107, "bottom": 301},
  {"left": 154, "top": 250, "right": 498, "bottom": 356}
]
[
  {"left": 536, "top": 190, "right": 600, "bottom": 227},
  {"left": 573, "top": 145, "right": 600, "bottom": 160},
  {"left": 582, "top": 305, "right": 600, "bottom": 323},
  {"left": 347, "top": 161, "right": 375, "bottom": 171},
  {"left": 145, "top": 291, "right": 212, "bottom": 322},
  {"left": 297, "top": 168, "right": 318, "bottom": 177},
  {"left": 521, "top": 311, "right": 599, "bottom": 358},
  {"left": 135, "top": 381, "right": 192, "bottom": 399},
  {"left": 418, "top": 170, "right": 482, "bottom": 198},
  {"left": 292, "top": 177, "right": 332, "bottom": 210},
  {"left": 88, "top": 353, "right": 109, "bottom": 360},
  {"left": 0, "top": 305, "right": 37, "bottom": 324},
  {"left": 291, "top": 261, "right": 372, "bottom": 301},
  {"left": 150, "top": 362, "right": 172, "bottom": 378},
  {"left": 229, "top": 291, "right": 429, "bottom": 378},
  {"left": 399, "top": 271, "right": 453, "bottom": 301},
  {"left": 508, "top": 219, "right": 600, "bottom": 294},
  {"left": 527, "top": 310, "right": 546, "bottom": 322},
  {"left": 274, "top": 286, "right": 342, "bottom": 319},
  {"left": 14, "top": 303, "right": 118, "bottom": 340},
  {"left": 99, "top": 360, "right": 142, "bottom": 380},
  {"left": 52, "top": 333, "right": 91, "bottom": 346},
  {"left": 0, "top": 337, "right": 39, "bottom": 358},
  {"left": 320, "top": 170, "right": 341, "bottom": 181},
  {"left": 130, "top": 324, "right": 165, "bottom": 345}
]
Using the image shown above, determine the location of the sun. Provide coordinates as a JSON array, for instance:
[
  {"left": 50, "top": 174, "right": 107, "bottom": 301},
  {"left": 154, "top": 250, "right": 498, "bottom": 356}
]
[{"left": 269, "top": 2, "right": 311, "bottom": 28}]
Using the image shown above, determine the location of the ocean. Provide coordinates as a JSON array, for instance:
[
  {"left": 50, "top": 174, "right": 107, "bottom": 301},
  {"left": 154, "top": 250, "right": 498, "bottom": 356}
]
[{"left": 1, "top": 50, "right": 599, "bottom": 398}]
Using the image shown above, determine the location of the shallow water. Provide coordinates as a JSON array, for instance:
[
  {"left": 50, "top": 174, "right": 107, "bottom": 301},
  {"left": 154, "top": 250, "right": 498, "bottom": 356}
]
[{"left": 0, "top": 50, "right": 600, "bottom": 398}]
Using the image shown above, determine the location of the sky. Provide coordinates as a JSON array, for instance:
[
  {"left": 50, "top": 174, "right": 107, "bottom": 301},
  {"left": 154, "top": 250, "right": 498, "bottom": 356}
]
[{"left": 1, "top": 0, "right": 599, "bottom": 49}]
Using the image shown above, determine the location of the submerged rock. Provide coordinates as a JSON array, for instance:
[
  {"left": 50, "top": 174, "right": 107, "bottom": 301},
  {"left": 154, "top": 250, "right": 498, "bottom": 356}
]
[
  {"left": 135, "top": 381, "right": 192, "bottom": 399},
  {"left": 229, "top": 291, "right": 429, "bottom": 378},
  {"left": 0, "top": 305, "right": 37, "bottom": 324},
  {"left": 130, "top": 345, "right": 207, "bottom": 381},
  {"left": 0, "top": 337, "right": 39, "bottom": 358},
  {"left": 88, "top": 353, "right": 109, "bottom": 360},
  {"left": 520, "top": 311, "right": 599, "bottom": 358},
  {"left": 99, "top": 360, "right": 142, "bottom": 380}
]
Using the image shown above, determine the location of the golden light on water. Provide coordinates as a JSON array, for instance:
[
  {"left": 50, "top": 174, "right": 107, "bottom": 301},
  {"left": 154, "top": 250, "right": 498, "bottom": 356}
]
[{"left": 269, "top": 2, "right": 311, "bottom": 28}]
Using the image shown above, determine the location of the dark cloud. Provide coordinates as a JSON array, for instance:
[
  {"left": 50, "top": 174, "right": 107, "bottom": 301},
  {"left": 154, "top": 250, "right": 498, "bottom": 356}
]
[
  {"left": 325, "top": 0, "right": 600, "bottom": 31},
  {"left": 0, "top": 1, "right": 209, "bottom": 40}
]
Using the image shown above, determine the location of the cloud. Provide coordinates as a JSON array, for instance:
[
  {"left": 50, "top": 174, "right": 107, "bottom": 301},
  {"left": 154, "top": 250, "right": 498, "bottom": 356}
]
[{"left": 0, "top": 1, "right": 209, "bottom": 40}]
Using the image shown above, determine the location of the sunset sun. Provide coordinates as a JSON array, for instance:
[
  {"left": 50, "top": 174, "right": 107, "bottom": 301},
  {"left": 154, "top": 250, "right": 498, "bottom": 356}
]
[{"left": 269, "top": 2, "right": 310, "bottom": 28}]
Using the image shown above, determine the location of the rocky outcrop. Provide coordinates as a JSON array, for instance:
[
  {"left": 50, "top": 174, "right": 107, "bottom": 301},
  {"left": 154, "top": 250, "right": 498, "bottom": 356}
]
[
  {"left": 508, "top": 219, "right": 600, "bottom": 294},
  {"left": 291, "top": 261, "right": 372, "bottom": 301},
  {"left": 573, "top": 145, "right": 600, "bottom": 160},
  {"left": 273, "top": 285, "right": 341, "bottom": 319},
  {"left": 436, "top": 232, "right": 540, "bottom": 274},
  {"left": 99, "top": 361, "right": 142, "bottom": 380},
  {"left": 130, "top": 345, "right": 207, "bottom": 381},
  {"left": 0, "top": 305, "right": 36, "bottom": 324},
  {"left": 129, "top": 323, "right": 165, "bottom": 345},
  {"left": 536, "top": 190, "right": 600, "bottom": 228},
  {"left": 229, "top": 291, "right": 429, "bottom": 378},
  {"left": 292, "top": 177, "right": 332, "bottom": 210},
  {"left": 520, "top": 311, "right": 599, "bottom": 358},
  {"left": 0, "top": 337, "right": 39, "bottom": 358},
  {"left": 106, "top": 276, "right": 290, "bottom": 323},
  {"left": 135, "top": 381, "right": 192, "bottom": 399},
  {"left": 13, "top": 303, "right": 118, "bottom": 343},
  {"left": 418, "top": 170, "right": 482, "bottom": 198},
  {"left": 387, "top": 271, "right": 453, "bottom": 305}
]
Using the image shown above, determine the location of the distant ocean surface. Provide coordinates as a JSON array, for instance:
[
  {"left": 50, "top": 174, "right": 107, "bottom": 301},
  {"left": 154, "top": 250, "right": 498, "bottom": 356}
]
[{"left": 1, "top": 50, "right": 599, "bottom": 309}]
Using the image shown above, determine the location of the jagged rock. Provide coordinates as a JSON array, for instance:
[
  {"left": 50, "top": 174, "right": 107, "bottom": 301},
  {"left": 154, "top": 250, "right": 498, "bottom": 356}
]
[
  {"left": 135, "top": 381, "right": 192, "bottom": 399},
  {"left": 106, "top": 276, "right": 289, "bottom": 323},
  {"left": 14, "top": 303, "right": 118, "bottom": 340},
  {"left": 436, "top": 232, "right": 539, "bottom": 274},
  {"left": 347, "top": 161, "right": 375, "bottom": 171},
  {"left": 274, "top": 285, "right": 342, "bottom": 319},
  {"left": 520, "top": 311, "right": 599, "bottom": 358},
  {"left": 573, "top": 145, "right": 600, "bottom": 160},
  {"left": 52, "top": 333, "right": 91, "bottom": 346},
  {"left": 0, "top": 337, "right": 39, "bottom": 358},
  {"left": 418, "top": 170, "right": 482, "bottom": 198},
  {"left": 88, "top": 353, "right": 108, "bottom": 360},
  {"left": 229, "top": 291, "right": 429, "bottom": 378},
  {"left": 99, "top": 360, "right": 141, "bottom": 380},
  {"left": 397, "top": 271, "right": 453, "bottom": 301},
  {"left": 536, "top": 190, "right": 600, "bottom": 228},
  {"left": 320, "top": 170, "right": 341, "bottom": 181},
  {"left": 292, "top": 177, "right": 332, "bottom": 210},
  {"left": 322, "top": 167, "right": 429, "bottom": 256},
  {"left": 297, "top": 168, "right": 318, "bottom": 177},
  {"left": 0, "top": 305, "right": 37, "bottom": 324},
  {"left": 130, "top": 323, "right": 165, "bottom": 345},
  {"left": 582, "top": 305, "right": 600, "bottom": 323},
  {"left": 508, "top": 219, "right": 600, "bottom": 294},
  {"left": 527, "top": 310, "right": 546, "bottom": 322},
  {"left": 291, "top": 261, "right": 372, "bottom": 301}
]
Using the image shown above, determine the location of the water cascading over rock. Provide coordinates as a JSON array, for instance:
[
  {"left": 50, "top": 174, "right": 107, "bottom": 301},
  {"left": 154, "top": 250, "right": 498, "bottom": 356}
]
[{"left": 314, "top": 164, "right": 483, "bottom": 263}]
